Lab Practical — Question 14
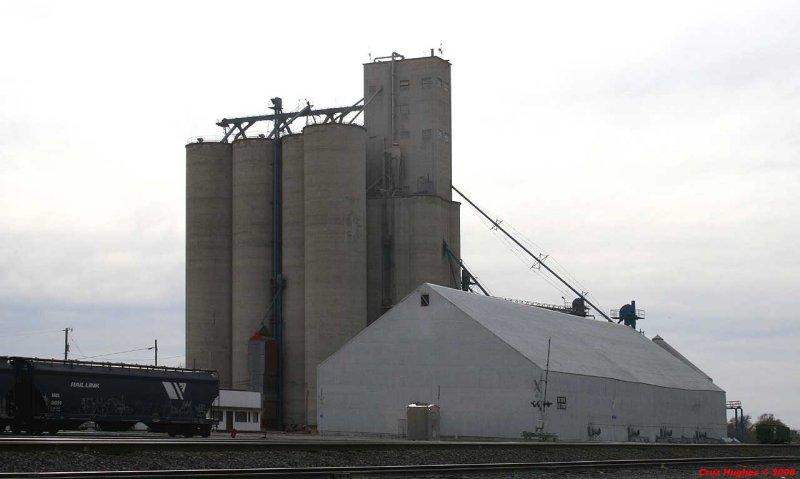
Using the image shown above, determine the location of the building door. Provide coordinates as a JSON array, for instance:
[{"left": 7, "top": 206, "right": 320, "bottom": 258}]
[{"left": 225, "top": 411, "right": 233, "bottom": 431}]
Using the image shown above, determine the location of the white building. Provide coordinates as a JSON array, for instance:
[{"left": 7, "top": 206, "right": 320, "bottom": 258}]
[
  {"left": 212, "top": 389, "right": 262, "bottom": 432},
  {"left": 318, "top": 284, "right": 726, "bottom": 441}
]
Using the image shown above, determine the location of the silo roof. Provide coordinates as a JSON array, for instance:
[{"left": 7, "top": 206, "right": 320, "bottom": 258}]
[{"left": 425, "top": 284, "right": 723, "bottom": 392}]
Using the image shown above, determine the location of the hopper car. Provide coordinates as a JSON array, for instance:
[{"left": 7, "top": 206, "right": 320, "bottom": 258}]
[{"left": 0, "top": 356, "right": 218, "bottom": 437}]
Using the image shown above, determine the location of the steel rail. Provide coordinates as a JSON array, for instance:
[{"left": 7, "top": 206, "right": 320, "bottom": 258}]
[
  {"left": 1, "top": 436, "right": 799, "bottom": 448},
  {"left": 2, "top": 456, "right": 798, "bottom": 478}
]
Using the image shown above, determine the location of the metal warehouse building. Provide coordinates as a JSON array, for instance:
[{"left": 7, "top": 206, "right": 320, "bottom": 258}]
[{"left": 318, "top": 284, "right": 726, "bottom": 441}]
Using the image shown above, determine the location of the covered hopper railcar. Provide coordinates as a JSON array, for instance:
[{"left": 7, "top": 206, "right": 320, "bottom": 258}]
[{"left": 2, "top": 356, "right": 218, "bottom": 437}]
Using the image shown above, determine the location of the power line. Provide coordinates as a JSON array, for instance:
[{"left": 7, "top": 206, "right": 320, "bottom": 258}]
[
  {"left": 75, "top": 347, "right": 154, "bottom": 360},
  {"left": 0, "top": 328, "right": 64, "bottom": 339}
]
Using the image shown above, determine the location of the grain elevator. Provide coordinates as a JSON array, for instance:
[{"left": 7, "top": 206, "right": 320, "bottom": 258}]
[{"left": 185, "top": 53, "right": 460, "bottom": 428}]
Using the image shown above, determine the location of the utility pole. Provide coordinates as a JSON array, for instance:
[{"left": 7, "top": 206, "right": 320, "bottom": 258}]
[
  {"left": 149, "top": 340, "right": 158, "bottom": 366},
  {"left": 63, "top": 327, "right": 73, "bottom": 360}
]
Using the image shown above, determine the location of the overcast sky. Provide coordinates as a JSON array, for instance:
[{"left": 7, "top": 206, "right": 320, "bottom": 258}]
[{"left": 1, "top": 1, "right": 798, "bottom": 429}]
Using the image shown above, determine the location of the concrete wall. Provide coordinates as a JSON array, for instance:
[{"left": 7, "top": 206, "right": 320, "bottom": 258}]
[
  {"left": 281, "top": 134, "right": 307, "bottom": 425},
  {"left": 364, "top": 56, "right": 452, "bottom": 199},
  {"left": 231, "top": 138, "right": 273, "bottom": 390},
  {"left": 303, "top": 124, "right": 367, "bottom": 426},
  {"left": 363, "top": 55, "right": 460, "bottom": 323},
  {"left": 186, "top": 142, "right": 232, "bottom": 388},
  {"left": 390, "top": 196, "right": 460, "bottom": 306},
  {"left": 366, "top": 196, "right": 460, "bottom": 323},
  {"left": 318, "top": 286, "right": 726, "bottom": 440}
]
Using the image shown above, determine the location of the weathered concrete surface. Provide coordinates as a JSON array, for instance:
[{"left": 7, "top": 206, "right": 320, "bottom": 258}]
[
  {"left": 364, "top": 56, "right": 452, "bottom": 199},
  {"left": 281, "top": 134, "right": 307, "bottom": 425},
  {"left": 366, "top": 196, "right": 460, "bottom": 324},
  {"left": 231, "top": 138, "right": 273, "bottom": 390},
  {"left": 303, "top": 124, "right": 367, "bottom": 426},
  {"left": 186, "top": 142, "right": 232, "bottom": 387}
]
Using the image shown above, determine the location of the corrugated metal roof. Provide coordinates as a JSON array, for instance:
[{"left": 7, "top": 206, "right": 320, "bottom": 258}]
[{"left": 427, "top": 284, "right": 723, "bottom": 392}]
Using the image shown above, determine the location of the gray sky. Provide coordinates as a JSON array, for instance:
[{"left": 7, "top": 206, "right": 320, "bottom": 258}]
[{"left": 1, "top": 1, "right": 798, "bottom": 428}]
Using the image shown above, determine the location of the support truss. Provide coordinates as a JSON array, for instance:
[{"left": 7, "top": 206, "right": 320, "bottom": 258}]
[{"left": 216, "top": 89, "right": 382, "bottom": 143}]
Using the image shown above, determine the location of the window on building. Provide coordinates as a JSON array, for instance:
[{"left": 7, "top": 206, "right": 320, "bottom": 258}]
[
  {"left": 399, "top": 130, "right": 410, "bottom": 140},
  {"left": 399, "top": 79, "right": 410, "bottom": 90},
  {"left": 212, "top": 410, "right": 223, "bottom": 421},
  {"left": 421, "top": 77, "right": 432, "bottom": 88},
  {"left": 557, "top": 396, "right": 567, "bottom": 410},
  {"left": 234, "top": 411, "right": 247, "bottom": 422},
  {"left": 252, "top": 412, "right": 259, "bottom": 423},
  {"left": 399, "top": 104, "right": 409, "bottom": 119},
  {"left": 421, "top": 294, "right": 430, "bottom": 306}
]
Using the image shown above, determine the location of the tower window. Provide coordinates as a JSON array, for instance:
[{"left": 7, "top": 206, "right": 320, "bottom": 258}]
[
  {"left": 421, "top": 77, "right": 432, "bottom": 88},
  {"left": 421, "top": 294, "right": 430, "bottom": 306},
  {"left": 399, "top": 79, "right": 410, "bottom": 90},
  {"left": 399, "top": 104, "right": 409, "bottom": 119},
  {"left": 557, "top": 396, "right": 567, "bottom": 410}
]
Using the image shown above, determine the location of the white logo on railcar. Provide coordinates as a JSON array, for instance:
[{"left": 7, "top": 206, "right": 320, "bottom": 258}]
[
  {"left": 162, "top": 382, "right": 187, "bottom": 400},
  {"left": 70, "top": 381, "right": 100, "bottom": 388}
]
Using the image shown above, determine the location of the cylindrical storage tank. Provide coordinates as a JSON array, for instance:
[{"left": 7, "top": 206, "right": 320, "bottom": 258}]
[
  {"left": 231, "top": 138, "right": 273, "bottom": 391},
  {"left": 447, "top": 199, "right": 461, "bottom": 270},
  {"left": 186, "top": 141, "right": 233, "bottom": 388},
  {"left": 303, "top": 124, "right": 367, "bottom": 427},
  {"left": 280, "top": 134, "right": 306, "bottom": 425},
  {"left": 391, "top": 196, "right": 460, "bottom": 301},
  {"left": 365, "top": 198, "right": 385, "bottom": 325}
]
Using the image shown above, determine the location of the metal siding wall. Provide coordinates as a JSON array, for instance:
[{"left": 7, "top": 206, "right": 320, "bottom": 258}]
[
  {"left": 281, "top": 134, "right": 306, "bottom": 425},
  {"left": 231, "top": 138, "right": 273, "bottom": 391},
  {"left": 319, "top": 286, "right": 726, "bottom": 442},
  {"left": 303, "top": 124, "right": 367, "bottom": 426},
  {"left": 318, "top": 285, "right": 727, "bottom": 440},
  {"left": 185, "top": 142, "right": 233, "bottom": 388}
]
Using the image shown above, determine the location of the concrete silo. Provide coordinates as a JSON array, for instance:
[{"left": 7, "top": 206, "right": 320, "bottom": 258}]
[
  {"left": 231, "top": 138, "right": 273, "bottom": 390},
  {"left": 303, "top": 123, "right": 367, "bottom": 426},
  {"left": 280, "top": 133, "right": 306, "bottom": 425},
  {"left": 363, "top": 54, "right": 461, "bottom": 323},
  {"left": 185, "top": 141, "right": 233, "bottom": 388},
  {"left": 391, "top": 195, "right": 459, "bottom": 300}
]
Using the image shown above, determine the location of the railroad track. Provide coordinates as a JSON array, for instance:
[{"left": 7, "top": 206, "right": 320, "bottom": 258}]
[
  {"left": 1, "top": 436, "right": 798, "bottom": 449},
  {"left": 2, "top": 456, "right": 798, "bottom": 478}
]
